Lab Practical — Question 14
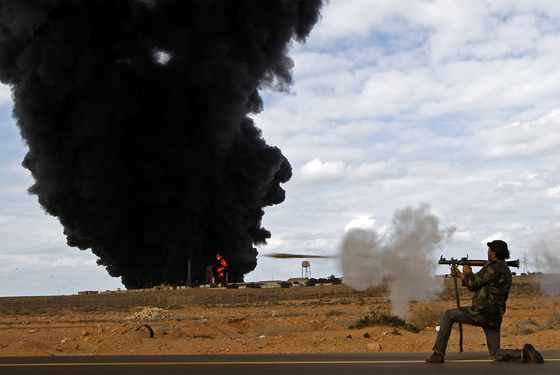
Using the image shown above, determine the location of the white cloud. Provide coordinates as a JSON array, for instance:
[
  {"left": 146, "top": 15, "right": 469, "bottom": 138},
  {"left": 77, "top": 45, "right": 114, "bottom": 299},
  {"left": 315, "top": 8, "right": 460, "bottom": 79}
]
[
  {"left": 453, "top": 231, "right": 477, "bottom": 242},
  {"left": 505, "top": 222, "right": 526, "bottom": 231},
  {"left": 298, "top": 158, "right": 406, "bottom": 184},
  {"left": 299, "top": 158, "right": 346, "bottom": 181},
  {"left": 475, "top": 109, "right": 560, "bottom": 160},
  {"left": 280, "top": 0, "right": 560, "bottom": 134},
  {"left": 348, "top": 159, "right": 403, "bottom": 178},
  {"left": 345, "top": 216, "right": 376, "bottom": 231},
  {"left": 548, "top": 186, "right": 560, "bottom": 198},
  {"left": 481, "top": 233, "right": 508, "bottom": 246},
  {"left": 359, "top": 69, "right": 441, "bottom": 116},
  {"left": 492, "top": 181, "right": 523, "bottom": 194}
]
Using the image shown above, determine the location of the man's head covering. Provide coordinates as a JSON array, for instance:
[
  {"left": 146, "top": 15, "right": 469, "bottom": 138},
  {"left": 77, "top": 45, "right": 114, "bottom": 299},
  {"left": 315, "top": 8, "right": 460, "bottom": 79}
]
[{"left": 487, "top": 240, "right": 510, "bottom": 260}]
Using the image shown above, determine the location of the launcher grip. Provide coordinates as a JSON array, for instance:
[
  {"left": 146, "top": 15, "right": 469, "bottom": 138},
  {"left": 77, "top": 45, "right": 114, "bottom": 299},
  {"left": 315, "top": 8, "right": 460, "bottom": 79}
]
[{"left": 439, "top": 256, "right": 519, "bottom": 268}]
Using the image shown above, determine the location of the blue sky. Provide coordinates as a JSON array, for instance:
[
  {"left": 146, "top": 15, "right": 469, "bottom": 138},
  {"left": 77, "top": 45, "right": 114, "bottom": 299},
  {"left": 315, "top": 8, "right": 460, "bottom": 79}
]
[{"left": 2, "top": 0, "right": 560, "bottom": 296}]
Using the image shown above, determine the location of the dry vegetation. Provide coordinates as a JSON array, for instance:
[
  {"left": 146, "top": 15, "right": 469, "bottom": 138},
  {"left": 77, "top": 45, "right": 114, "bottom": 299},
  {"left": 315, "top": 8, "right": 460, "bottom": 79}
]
[{"left": 0, "top": 274, "right": 559, "bottom": 357}]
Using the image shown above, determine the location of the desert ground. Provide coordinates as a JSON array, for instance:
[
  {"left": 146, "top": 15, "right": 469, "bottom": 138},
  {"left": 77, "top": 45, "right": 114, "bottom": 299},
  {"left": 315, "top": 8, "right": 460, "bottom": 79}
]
[{"left": 0, "top": 274, "right": 559, "bottom": 357}]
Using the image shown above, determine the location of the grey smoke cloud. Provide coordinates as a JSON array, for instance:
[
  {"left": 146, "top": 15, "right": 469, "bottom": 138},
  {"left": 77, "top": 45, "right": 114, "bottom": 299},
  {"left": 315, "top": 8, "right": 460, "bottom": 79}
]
[
  {"left": 531, "top": 229, "right": 560, "bottom": 274},
  {"left": 530, "top": 229, "right": 560, "bottom": 295},
  {"left": 341, "top": 203, "right": 455, "bottom": 317}
]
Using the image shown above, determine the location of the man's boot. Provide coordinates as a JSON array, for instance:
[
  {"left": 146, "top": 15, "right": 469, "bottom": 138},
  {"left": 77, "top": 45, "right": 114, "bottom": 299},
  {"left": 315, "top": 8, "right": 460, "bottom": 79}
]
[
  {"left": 523, "top": 344, "right": 544, "bottom": 363},
  {"left": 425, "top": 352, "right": 444, "bottom": 363}
]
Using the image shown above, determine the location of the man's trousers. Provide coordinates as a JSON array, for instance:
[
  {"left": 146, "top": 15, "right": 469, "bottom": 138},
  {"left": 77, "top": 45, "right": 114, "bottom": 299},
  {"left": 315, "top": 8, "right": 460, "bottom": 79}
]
[{"left": 432, "top": 308, "right": 524, "bottom": 362}]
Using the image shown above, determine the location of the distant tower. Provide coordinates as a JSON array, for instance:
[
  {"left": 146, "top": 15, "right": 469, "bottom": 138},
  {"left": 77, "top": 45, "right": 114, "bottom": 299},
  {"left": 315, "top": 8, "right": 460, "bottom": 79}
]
[
  {"left": 522, "top": 253, "right": 529, "bottom": 274},
  {"left": 302, "top": 261, "right": 310, "bottom": 278}
]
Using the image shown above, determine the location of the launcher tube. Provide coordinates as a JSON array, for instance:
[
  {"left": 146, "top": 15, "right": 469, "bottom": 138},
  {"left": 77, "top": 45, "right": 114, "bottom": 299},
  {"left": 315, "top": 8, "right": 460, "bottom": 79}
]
[{"left": 438, "top": 256, "right": 519, "bottom": 268}]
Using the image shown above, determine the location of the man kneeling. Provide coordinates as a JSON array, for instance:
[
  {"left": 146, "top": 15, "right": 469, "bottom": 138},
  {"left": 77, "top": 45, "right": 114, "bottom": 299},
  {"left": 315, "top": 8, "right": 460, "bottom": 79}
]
[{"left": 426, "top": 240, "right": 543, "bottom": 364}]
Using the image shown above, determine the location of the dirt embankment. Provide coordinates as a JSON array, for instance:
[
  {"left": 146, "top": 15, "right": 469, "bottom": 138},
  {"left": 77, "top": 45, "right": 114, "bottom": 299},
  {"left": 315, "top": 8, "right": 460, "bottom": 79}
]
[{"left": 1, "top": 275, "right": 559, "bottom": 357}]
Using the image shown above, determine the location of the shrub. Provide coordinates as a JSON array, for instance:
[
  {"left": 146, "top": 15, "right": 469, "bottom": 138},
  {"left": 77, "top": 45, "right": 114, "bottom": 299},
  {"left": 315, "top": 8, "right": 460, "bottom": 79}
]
[
  {"left": 349, "top": 312, "right": 420, "bottom": 333},
  {"left": 510, "top": 319, "right": 539, "bottom": 335},
  {"left": 540, "top": 313, "right": 560, "bottom": 330},
  {"left": 407, "top": 305, "right": 446, "bottom": 331}
]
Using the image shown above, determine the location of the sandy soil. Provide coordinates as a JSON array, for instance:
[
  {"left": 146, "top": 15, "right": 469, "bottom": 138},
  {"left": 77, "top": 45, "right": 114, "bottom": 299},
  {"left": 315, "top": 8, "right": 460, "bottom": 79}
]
[{"left": 1, "top": 278, "right": 559, "bottom": 357}]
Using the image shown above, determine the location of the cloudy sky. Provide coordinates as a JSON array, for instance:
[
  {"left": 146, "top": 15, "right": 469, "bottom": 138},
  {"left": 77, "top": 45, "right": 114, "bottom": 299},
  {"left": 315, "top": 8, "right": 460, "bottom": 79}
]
[{"left": 2, "top": 0, "right": 560, "bottom": 296}]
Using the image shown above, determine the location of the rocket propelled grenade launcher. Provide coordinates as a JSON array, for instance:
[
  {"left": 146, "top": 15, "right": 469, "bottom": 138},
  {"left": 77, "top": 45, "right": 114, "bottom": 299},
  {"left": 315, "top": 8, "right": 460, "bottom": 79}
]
[{"left": 439, "top": 256, "right": 520, "bottom": 268}]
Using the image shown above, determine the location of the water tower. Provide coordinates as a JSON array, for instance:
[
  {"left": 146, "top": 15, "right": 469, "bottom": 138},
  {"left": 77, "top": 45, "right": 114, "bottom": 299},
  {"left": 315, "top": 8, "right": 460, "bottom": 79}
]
[{"left": 302, "top": 261, "right": 310, "bottom": 278}]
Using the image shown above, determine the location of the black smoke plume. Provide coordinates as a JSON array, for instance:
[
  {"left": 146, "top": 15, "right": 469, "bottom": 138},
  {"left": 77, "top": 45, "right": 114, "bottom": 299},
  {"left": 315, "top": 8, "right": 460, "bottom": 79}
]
[{"left": 0, "top": 1, "right": 323, "bottom": 288}]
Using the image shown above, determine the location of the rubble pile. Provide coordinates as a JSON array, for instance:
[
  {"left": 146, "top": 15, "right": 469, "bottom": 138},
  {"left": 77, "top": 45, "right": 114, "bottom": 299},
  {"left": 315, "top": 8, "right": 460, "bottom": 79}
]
[{"left": 127, "top": 307, "right": 174, "bottom": 320}]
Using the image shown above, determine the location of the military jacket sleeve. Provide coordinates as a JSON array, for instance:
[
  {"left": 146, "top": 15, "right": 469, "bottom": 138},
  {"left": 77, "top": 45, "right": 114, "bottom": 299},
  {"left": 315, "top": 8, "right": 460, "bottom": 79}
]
[{"left": 459, "top": 260, "right": 512, "bottom": 328}]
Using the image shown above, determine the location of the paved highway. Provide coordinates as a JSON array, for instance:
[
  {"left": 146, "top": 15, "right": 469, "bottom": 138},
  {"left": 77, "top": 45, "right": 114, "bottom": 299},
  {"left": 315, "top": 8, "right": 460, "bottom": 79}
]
[{"left": 1, "top": 350, "right": 559, "bottom": 375}]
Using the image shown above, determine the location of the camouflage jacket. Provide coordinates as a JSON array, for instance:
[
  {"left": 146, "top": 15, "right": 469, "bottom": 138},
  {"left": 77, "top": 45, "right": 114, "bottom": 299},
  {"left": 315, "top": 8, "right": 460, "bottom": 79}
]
[{"left": 460, "top": 259, "right": 512, "bottom": 328}]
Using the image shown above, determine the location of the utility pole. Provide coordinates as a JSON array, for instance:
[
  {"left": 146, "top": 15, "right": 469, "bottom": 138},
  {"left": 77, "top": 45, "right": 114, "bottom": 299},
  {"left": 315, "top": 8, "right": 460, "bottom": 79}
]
[
  {"left": 187, "top": 259, "right": 192, "bottom": 287},
  {"left": 522, "top": 253, "right": 529, "bottom": 274}
]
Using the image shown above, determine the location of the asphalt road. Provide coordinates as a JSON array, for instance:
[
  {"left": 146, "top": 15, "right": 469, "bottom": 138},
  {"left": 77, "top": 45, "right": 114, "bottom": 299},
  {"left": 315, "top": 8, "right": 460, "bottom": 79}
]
[{"left": 1, "top": 350, "right": 559, "bottom": 375}]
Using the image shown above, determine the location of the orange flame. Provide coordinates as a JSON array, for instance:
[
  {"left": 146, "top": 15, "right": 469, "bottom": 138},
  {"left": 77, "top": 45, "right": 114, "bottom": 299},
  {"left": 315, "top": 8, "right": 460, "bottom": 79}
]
[{"left": 215, "top": 254, "right": 229, "bottom": 283}]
